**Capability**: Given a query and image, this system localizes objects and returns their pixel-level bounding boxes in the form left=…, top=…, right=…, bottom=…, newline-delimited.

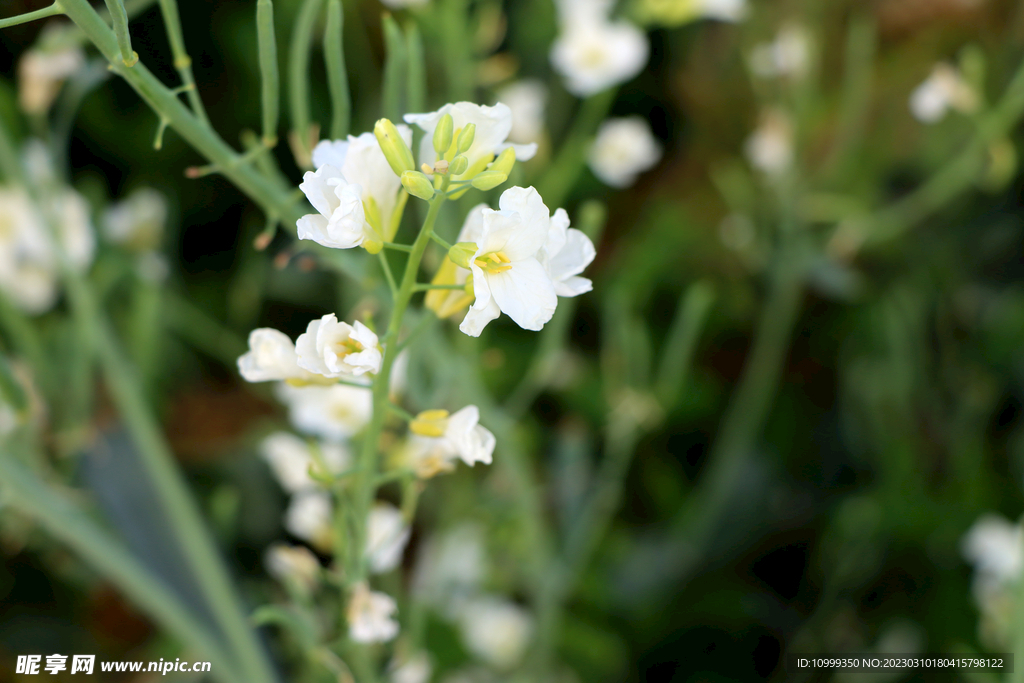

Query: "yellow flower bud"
left=456, top=123, right=476, bottom=154
left=401, top=171, right=436, bottom=200
left=374, top=118, right=415, bottom=177
left=433, top=113, right=454, bottom=158
left=489, top=147, right=516, bottom=176
left=471, top=171, right=507, bottom=191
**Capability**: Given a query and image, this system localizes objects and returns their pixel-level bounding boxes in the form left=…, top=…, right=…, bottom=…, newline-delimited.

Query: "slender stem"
left=537, top=89, right=617, bottom=208
left=103, top=0, right=137, bottom=66
left=412, top=282, right=463, bottom=292
left=350, top=194, right=445, bottom=584
left=289, top=0, right=324, bottom=163
left=156, top=0, right=209, bottom=125
left=256, top=0, right=280, bottom=147
left=0, top=454, right=244, bottom=683
left=324, top=0, right=350, bottom=139
left=0, top=3, right=62, bottom=29
left=395, top=312, right=435, bottom=354
left=428, top=232, right=452, bottom=250
left=378, top=252, right=398, bottom=298
left=59, top=0, right=302, bottom=228
left=381, top=14, right=407, bottom=121
left=405, top=21, right=425, bottom=113
left=382, top=242, right=412, bottom=252
left=386, top=402, right=415, bottom=421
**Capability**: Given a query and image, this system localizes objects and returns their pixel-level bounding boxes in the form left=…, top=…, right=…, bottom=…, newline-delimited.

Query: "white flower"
left=389, top=652, right=432, bottom=683
left=750, top=25, right=810, bottom=79
left=458, top=597, right=533, bottom=670
left=260, top=431, right=351, bottom=493
left=910, top=64, right=977, bottom=124
left=18, top=45, right=84, bottom=114
left=496, top=80, right=547, bottom=146
left=366, top=502, right=411, bottom=574
left=275, top=383, right=373, bottom=442
left=265, top=543, right=321, bottom=592
left=0, top=186, right=94, bottom=314
left=745, top=110, right=793, bottom=175
left=550, top=3, right=649, bottom=98
left=460, top=187, right=558, bottom=337
left=297, top=127, right=412, bottom=250
left=443, top=406, right=495, bottom=466
left=295, top=314, right=382, bottom=378
left=587, top=116, right=662, bottom=188
left=347, top=583, right=399, bottom=643
left=413, top=524, right=486, bottom=616
left=284, top=491, right=333, bottom=546
left=539, top=208, right=595, bottom=297
left=697, top=0, right=747, bottom=21
left=404, top=405, right=496, bottom=477
left=963, top=514, right=1023, bottom=586
left=102, top=187, right=167, bottom=252
left=238, top=328, right=318, bottom=383
left=404, top=102, right=537, bottom=175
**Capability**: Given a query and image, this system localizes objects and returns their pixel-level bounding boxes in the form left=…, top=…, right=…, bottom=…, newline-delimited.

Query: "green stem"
left=103, top=0, right=137, bottom=66
left=59, top=0, right=303, bottom=227
left=350, top=194, right=445, bottom=584
left=156, top=0, right=209, bottom=125
left=386, top=402, right=415, bottom=421
left=412, top=282, right=463, bottom=292
left=382, top=242, right=412, bottom=252
left=428, top=232, right=452, bottom=250
left=537, top=89, right=617, bottom=208
left=0, top=455, right=244, bottom=683
left=405, top=21, right=425, bottom=113
left=0, top=3, right=62, bottom=29
left=378, top=252, right=399, bottom=297
left=288, top=0, right=324, bottom=162
left=324, top=0, right=350, bottom=139
left=256, top=0, right=280, bottom=147
left=381, top=14, right=407, bottom=121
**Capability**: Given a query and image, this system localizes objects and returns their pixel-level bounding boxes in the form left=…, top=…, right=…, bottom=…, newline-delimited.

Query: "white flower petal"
left=460, top=296, right=501, bottom=337
left=485, top=258, right=557, bottom=331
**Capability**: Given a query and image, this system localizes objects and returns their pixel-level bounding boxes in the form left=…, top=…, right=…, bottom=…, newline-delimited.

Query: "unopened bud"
left=420, top=162, right=435, bottom=175
left=489, top=147, right=515, bottom=176
left=402, top=171, right=436, bottom=200
left=363, top=238, right=383, bottom=254
left=457, top=123, right=476, bottom=154
left=470, top=170, right=507, bottom=191
left=374, top=118, right=415, bottom=177
left=448, top=242, right=478, bottom=269
left=433, top=113, right=454, bottom=157
left=449, top=155, right=469, bottom=176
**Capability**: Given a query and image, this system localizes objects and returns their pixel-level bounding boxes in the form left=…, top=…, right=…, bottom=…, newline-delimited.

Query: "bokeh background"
left=3, top=0, right=1024, bottom=681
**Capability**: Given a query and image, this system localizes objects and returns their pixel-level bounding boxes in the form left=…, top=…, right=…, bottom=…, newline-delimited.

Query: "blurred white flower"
left=408, top=405, right=496, bottom=470
left=637, top=0, right=746, bottom=24
left=295, top=314, right=382, bottom=378
left=550, top=4, right=649, bottom=97
left=909, top=63, right=978, bottom=124
left=698, top=0, right=747, bottom=21
left=18, top=44, right=84, bottom=114
left=260, top=431, right=351, bottom=493
left=458, top=597, right=533, bottom=670
left=275, top=383, right=373, bottom=442
left=366, top=502, right=411, bottom=574
left=348, top=582, right=399, bottom=643
left=298, top=127, right=412, bottom=250
left=745, top=109, right=793, bottom=175
left=460, top=187, right=558, bottom=336
left=265, top=543, right=321, bottom=592
left=496, top=80, right=547, bottom=146
left=963, top=514, right=1023, bottom=586
left=750, top=25, right=810, bottom=79
left=102, top=187, right=168, bottom=252
left=284, top=491, right=333, bottom=546
left=414, top=524, right=486, bottom=618
left=539, top=207, right=596, bottom=297
left=389, top=652, right=432, bottom=683
left=0, top=186, right=95, bottom=314
left=405, top=102, right=537, bottom=174
left=587, top=116, right=662, bottom=188
left=238, top=328, right=319, bottom=383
